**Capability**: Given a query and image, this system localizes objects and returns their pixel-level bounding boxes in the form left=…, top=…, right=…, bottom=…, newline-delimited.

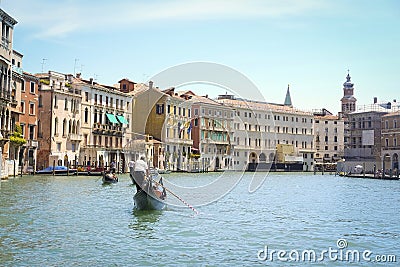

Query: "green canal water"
left=0, top=173, right=399, bottom=266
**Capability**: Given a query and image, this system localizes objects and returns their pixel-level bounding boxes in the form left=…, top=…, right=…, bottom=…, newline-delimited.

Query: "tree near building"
left=9, top=124, right=26, bottom=161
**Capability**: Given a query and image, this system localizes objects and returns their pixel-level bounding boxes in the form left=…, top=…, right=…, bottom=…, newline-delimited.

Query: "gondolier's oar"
left=152, top=178, right=199, bottom=215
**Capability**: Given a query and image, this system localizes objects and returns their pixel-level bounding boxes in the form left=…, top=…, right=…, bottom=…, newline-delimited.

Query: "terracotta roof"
left=382, top=111, right=400, bottom=117
left=187, top=95, right=222, bottom=106
left=217, top=98, right=312, bottom=115
left=314, top=115, right=340, bottom=120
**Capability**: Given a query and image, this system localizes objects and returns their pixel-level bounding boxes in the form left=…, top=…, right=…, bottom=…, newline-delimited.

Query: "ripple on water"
left=0, top=173, right=399, bottom=266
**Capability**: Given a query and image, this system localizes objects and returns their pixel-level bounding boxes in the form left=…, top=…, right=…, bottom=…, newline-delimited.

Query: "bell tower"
left=340, top=70, right=356, bottom=117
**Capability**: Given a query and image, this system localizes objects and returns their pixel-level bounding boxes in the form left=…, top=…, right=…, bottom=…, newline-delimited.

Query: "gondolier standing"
left=133, top=156, right=149, bottom=191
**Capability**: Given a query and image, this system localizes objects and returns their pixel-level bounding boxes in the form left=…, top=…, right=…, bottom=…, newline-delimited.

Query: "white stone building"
left=217, top=93, right=315, bottom=171
left=74, top=75, right=132, bottom=172
left=313, top=109, right=345, bottom=169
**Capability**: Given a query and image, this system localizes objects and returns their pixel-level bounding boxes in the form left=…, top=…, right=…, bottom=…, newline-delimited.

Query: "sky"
left=2, top=0, right=400, bottom=114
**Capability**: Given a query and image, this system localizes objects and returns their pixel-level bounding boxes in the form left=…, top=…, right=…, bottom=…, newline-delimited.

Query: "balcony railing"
left=381, top=146, right=400, bottom=151
left=92, top=123, right=122, bottom=136
left=166, top=137, right=193, bottom=146
left=68, top=133, right=83, bottom=141
left=0, top=89, right=10, bottom=101
left=1, top=37, right=10, bottom=50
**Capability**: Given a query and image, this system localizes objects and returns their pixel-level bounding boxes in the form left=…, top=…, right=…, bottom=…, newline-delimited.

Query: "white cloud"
left=4, top=0, right=328, bottom=38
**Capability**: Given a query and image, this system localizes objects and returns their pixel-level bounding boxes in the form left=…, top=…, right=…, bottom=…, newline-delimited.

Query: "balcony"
left=1, top=37, right=10, bottom=51
left=382, top=146, right=400, bottom=151
left=166, top=137, right=193, bottom=146
left=68, top=133, right=83, bottom=141
left=0, top=89, right=10, bottom=102
left=201, top=138, right=230, bottom=145
left=10, top=99, right=18, bottom=107
left=92, top=123, right=122, bottom=136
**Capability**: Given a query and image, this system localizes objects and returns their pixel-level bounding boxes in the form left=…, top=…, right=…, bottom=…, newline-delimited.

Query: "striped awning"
left=116, top=115, right=129, bottom=124
left=106, top=113, right=119, bottom=123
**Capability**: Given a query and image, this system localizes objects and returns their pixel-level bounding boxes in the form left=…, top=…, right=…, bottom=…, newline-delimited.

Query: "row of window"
left=200, top=131, right=228, bottom=142
left=315, top=153, right=339, bottom=158
left=55, top=142, right=78, bottom=153
left=319, top=127, right=339, bottom=133
left=315, top=120, right=339, bottom=124
left=165, top=127, right=191, bottom=139
left=384, top=138, right=398, bottom=148
left=316, top=145, right=339, bottom=151
left=232, top=136, right=313, bottom=149
left=53, top=118, right=80, bottom=136
left=91, top=135, right=122, bottom=148
left=20, top=101, right=35, bottom=115
left=156, top=104, right=191, bottom=117
left=13, top=80, right=36, bottom=94
left=384, top=119, right=398, bottom=129
left=238, top=111, right=312, bottom=124
left=90, top=93, right=128, bottom=110
left=199, top=108, right=232, bottom=118
left=316, top=135, right=339, bottom=142
left=18, top=123, right=35, bottom=140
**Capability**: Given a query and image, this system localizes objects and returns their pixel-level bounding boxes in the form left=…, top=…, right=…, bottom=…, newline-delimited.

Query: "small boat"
left=102, top=172, right=118, bottom=184
left=130, top=169, right=166, bottom=211
left=36, top=166, right=77, bottom=175
left=157, top=168, right=171, bottom=174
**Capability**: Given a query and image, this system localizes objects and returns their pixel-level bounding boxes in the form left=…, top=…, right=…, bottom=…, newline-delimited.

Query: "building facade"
left=190, top=94, right=234, bottom=172
left=217, top=95, right=314, bottom=171
left=0, top=9, right=17, bottom=178
left=344, top=101, right=399, bottom=172
left=131, top=83, right=198, bottom=171
left=74, top=75, right=132, bottom=172
left=381, top=111, right=400, bottom=172
left=36, top=71, right=82, bottom=169
left=11, top=51, right=39, bottom=173
left=313, top=109, right=345, bottom=168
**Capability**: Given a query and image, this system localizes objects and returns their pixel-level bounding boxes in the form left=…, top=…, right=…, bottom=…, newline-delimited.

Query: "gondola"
left=102, top=172, right=118, bottom=184
left=130, top=168, right=166, bottom=210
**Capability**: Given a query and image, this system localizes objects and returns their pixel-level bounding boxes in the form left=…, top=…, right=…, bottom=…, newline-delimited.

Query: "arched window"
left=62, top=118, right=67, bottom=136
left=54, top=95, right=58, bottom=108
left=69, top=119, right=72, bottom=133
left=54, top=117, right=58, bottom=134
left=64, top=98, right=68, bottom=110
left=84, top=108, right=88, bottom=123
left=76, top=120, right=80, bottom=134
left=94, top=109, right=97, bottom=123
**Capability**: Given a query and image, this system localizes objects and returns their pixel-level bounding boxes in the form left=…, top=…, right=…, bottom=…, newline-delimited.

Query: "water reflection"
left=128, top=210, right=163, bottom=239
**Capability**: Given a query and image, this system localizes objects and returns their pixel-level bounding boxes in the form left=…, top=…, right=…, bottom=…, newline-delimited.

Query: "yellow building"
left=131, top=82, right=193, bottom=171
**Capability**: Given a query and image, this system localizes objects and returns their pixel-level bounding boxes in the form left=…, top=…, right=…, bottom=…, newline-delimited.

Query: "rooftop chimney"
left=89, top=78, right=94, bottom=85
left=76, top=73, right=81, bottom=79
left=373, top=97, right=377, bottom=104
left=149, top=81, right=153, bottom=90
